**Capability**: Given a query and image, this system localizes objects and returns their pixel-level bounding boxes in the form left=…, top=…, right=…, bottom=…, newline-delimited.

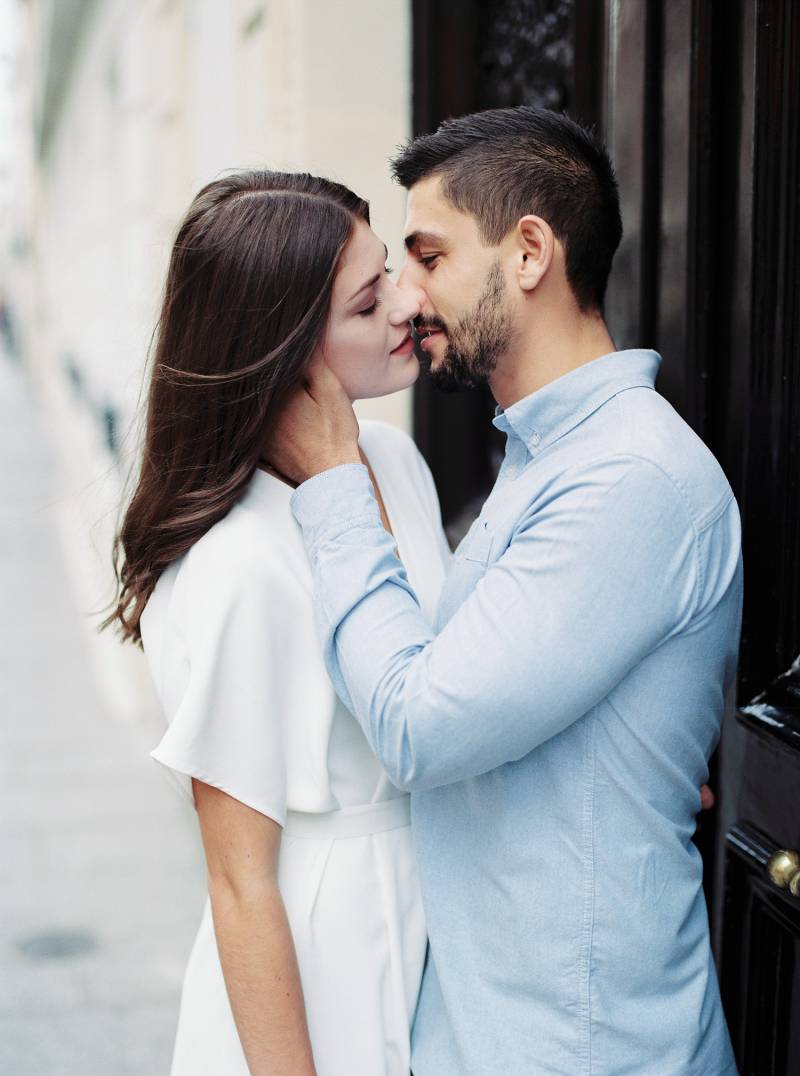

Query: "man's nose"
left=396, top=259, right=412, bottom=288
left=391, top=279, right=425, bottom=323
left=396, top=258, right=427, bottom=293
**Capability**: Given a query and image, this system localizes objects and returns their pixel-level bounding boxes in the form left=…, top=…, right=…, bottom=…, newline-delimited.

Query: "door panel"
left=722, top=823, right=800, bottom=1075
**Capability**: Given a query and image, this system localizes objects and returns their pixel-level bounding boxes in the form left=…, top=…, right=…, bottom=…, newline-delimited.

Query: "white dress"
left=140, top=421, right=451, bottom=1076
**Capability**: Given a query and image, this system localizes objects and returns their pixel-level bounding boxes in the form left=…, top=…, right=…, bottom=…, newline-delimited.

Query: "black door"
left=411, top=0, right=600, bottom=542
left=412, top=1, right=800, bottom=1069
left=703, top=4, right=800, bottom=1073
left=601, top=1, right=800, bottom=1063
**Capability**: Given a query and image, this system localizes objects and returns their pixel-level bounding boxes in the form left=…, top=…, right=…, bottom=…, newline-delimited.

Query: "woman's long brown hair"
left=104, top=170, right=369, bottom=644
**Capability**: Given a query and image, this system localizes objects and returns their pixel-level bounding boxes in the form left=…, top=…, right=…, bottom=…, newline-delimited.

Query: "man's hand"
left=262, top=355, right=361, bottom=485
left=700, top=784, right=715, bottom=811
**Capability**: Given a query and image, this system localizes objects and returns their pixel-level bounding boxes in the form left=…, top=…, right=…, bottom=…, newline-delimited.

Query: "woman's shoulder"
left=358, top=419, right=430, bottom=481
left=359, top=419, right=436, bottom=491
left=358, top=418, right=417, bottom=455
left=177, top=485, right=303, bottom=604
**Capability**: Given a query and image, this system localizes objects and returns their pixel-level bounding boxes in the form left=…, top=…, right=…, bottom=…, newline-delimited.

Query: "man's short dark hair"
left=391, top=106, right=622, bottom=311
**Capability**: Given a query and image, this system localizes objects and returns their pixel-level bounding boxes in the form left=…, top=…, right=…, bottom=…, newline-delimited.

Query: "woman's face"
left=322, top=219, right=422, bottom=401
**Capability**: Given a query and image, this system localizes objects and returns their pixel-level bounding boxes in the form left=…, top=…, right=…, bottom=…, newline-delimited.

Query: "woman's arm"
left=192, top=779, right=316, bottom=1076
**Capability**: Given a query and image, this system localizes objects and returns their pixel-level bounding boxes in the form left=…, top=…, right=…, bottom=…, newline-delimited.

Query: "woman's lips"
left=390, top=330, right=414, bottom=355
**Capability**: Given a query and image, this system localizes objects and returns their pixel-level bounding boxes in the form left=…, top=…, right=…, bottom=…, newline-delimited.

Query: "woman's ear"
left=516, top=215, right=554, bottom=293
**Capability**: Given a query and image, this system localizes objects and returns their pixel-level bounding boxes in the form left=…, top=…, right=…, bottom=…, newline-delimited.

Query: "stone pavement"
left=0, top=354, right=205, bottom=1075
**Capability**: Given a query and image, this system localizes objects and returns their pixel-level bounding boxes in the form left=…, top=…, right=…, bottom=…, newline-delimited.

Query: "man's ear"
left=515, top=215, right=554, bottom=293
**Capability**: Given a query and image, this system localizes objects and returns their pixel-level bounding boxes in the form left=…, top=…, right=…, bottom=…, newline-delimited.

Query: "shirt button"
left=531, top=433, right=541, bottom=445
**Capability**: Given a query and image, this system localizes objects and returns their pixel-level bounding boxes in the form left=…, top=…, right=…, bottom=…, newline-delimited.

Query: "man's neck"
left=489, top=309, right=617, bottom=411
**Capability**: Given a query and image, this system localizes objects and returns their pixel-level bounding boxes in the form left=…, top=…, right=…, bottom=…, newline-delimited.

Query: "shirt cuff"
left=290, top=463, right=383, bottom=554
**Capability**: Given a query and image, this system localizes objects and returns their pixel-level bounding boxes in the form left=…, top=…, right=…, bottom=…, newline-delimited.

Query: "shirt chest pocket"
left=457, top=517, right=495, bottom=566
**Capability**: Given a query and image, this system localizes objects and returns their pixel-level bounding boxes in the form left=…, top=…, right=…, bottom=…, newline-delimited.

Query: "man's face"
left=398, top=176, right=516, bottom=392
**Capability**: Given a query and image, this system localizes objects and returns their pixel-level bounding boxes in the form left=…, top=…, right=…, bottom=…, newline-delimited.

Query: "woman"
left=106, top=171, right=451, bottom=1075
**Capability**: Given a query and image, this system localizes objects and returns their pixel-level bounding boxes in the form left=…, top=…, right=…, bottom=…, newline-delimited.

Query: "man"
left=269, top=108, right=741, bottom=1074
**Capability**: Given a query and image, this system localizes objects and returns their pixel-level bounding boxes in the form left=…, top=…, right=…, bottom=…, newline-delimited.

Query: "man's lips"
left=417, top=327, right=445, bottom=352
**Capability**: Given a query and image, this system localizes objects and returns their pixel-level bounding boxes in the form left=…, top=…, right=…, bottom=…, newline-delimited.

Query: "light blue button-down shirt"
left=292, top=350, right=741, bottom=1075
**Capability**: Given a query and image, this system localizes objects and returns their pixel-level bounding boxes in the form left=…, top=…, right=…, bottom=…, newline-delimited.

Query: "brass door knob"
left=767, top=849, right=800, bottom=897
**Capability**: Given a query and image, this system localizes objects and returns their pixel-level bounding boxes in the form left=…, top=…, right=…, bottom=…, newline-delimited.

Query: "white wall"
left=27, top=0, right=413, bottom=719
left=0, top=0, right=36, bottom=363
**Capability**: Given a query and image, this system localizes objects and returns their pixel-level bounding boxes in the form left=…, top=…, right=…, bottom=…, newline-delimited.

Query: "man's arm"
left=292, top=454, right=698, bottom=791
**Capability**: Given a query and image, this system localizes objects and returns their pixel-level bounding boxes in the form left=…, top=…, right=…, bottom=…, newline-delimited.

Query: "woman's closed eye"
left=358, top=295, right=383, bottom=317
left=357, top=266, right=395, bottom=316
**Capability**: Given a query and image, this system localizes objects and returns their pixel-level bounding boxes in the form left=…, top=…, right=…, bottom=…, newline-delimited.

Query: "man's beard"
left=419, top=261, right=515, bottom=394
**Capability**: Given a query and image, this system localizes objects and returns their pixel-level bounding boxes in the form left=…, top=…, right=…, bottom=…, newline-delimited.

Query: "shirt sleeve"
left=291, top=455, right=702, bottom=792
left=150, top=541, right=300, bottom=825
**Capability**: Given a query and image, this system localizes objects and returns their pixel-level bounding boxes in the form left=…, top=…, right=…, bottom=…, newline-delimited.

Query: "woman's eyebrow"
left=347, top=246, right=391, bottom=303
left=347, top=274, right=380, bottom=303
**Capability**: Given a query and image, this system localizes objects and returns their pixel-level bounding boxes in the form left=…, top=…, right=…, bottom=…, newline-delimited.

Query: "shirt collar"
left=492, top=349, right=662, bottom=453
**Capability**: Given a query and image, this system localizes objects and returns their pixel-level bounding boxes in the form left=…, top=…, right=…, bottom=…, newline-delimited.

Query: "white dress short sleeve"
left=145, top=541, right=301, bottom=824
left=140, top=420, right=450, bottom=1076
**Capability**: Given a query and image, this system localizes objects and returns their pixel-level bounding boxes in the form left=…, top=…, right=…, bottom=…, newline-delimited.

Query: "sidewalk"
left=0, top=355, right=205, bottom=1075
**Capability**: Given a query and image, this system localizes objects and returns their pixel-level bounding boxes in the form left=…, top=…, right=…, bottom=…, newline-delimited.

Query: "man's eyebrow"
left=404, top=230, right=448, bottom=252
